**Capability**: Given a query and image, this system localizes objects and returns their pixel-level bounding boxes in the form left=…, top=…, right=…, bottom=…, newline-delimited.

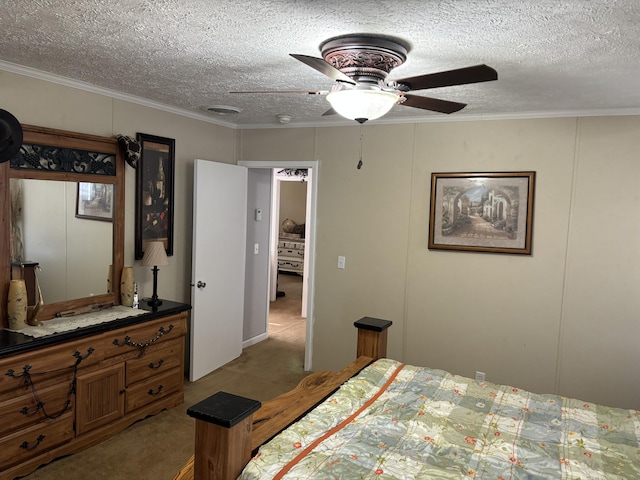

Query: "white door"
left=189, top=159, right=247, bottom=382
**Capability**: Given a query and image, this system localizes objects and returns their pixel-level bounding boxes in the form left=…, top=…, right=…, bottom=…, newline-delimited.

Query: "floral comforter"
left=240, top=359, right=640, bottom=479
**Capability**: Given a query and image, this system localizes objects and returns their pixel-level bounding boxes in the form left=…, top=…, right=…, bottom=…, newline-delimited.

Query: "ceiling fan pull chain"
left=357, top=125, right=364, bottom=170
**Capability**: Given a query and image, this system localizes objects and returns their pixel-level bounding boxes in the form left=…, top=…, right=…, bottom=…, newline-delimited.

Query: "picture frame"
left=428, top=171, right=535, bottom=255
left=135, top=133, right=175, bottom=260
left=75, top=182, right=114, bottom=221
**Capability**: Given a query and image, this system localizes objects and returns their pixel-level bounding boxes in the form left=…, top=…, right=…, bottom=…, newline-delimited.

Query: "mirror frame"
left=0, top=125, right=124, bottom=326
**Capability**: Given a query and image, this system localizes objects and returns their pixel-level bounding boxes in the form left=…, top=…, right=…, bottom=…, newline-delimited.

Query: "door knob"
left=196, top=280, right=206, bottom=288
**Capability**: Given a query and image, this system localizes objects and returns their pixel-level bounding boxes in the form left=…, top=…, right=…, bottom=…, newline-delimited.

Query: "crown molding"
left=0, top=60, right=238, bottom=129
left=2, top=60, right=638, bottom=131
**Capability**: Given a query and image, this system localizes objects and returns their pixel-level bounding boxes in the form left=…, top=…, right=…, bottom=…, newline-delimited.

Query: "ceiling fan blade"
left=230, top=89, right=328, bottom=94
left=290, top=54, right=356, bottom=85
left=401, top=94, right=467, bottom=114
left=395, top=64, right=497, bottom=91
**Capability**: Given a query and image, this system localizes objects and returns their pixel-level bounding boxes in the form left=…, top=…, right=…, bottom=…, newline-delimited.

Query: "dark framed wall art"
left=428, top=171, right=535, bottom=255
left=76, top=182, right=114, bottom=221
left=135, top=133, right=175, bottom=259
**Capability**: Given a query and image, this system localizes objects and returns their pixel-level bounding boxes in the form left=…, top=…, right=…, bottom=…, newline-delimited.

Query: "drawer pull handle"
left=113, top=324, right=174, bottom=348
left=5, top=364, right=32, bottom=378
left=148, top=359, right=164, bottom=370
left=20, top=434, right=45, bottom=451
left=20, top=401, right=45, bottom=416
left=6, top=348, right=93, bottom=379
left=73, top=347, right=95, bottom=362
left=148, top=385, right=164, bottom=396
left=7, top=348, right=92, bottom=422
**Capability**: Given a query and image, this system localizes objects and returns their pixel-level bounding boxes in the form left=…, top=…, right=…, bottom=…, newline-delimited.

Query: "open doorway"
left=239, top=160, right=317, bottom=371
left=268, top=169, right=309, bottom=359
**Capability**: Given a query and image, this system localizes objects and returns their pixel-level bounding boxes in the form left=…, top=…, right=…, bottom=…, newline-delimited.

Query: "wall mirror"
left=10, top=179, right=114, bottom=303
left=0, top=125, right=124, bottom=326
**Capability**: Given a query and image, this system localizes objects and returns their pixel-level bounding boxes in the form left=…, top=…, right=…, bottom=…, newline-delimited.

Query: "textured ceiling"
left=1, top=0, right=639, bottom=128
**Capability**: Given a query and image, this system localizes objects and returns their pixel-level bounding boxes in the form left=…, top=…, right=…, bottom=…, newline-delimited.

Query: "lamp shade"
left=141, top=241, right=169, bottom=267
left=326, top=89, right=399, bottom=122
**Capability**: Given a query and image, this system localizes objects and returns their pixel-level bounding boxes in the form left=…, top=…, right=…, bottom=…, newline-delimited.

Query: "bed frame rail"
left=176, top=316, right=392, bottom=480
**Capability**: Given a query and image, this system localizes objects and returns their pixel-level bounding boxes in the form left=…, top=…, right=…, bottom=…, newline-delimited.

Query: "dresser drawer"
left=278, top=247, right=304, bottom=258
left=0, top=337, right=101, bottom=395
left=0, top=381, right=72, bottom=436
left=126, top=367, right=183, bottom=413
left=278, top=259, right=304, bottom=272
left=0, top=412, right=74, bottom=470
left=278, top=240, right=305, bottom=251
left=104, top=314, right=187, bottom=358
left=125, top=337, right=183, bottom=387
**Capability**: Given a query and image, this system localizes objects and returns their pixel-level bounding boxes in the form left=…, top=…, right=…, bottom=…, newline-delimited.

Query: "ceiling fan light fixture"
left=326, top=89, right=399, bottom=123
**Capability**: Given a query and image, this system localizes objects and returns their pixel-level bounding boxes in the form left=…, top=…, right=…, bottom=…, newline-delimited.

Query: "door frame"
left=239, top=160, right=318, bottom=371
left=272, top=171, right=311, bottom=315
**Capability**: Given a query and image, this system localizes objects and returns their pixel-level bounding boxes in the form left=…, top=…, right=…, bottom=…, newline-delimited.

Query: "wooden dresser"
left=0, top=301, right=190, bottom=479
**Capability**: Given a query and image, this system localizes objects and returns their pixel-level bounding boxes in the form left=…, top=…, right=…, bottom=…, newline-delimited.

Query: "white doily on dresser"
left=8, top=306, right=147, bottom=338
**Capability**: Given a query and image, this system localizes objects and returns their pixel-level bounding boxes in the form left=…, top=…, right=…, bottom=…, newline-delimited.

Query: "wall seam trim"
left=554, top=117, right=581, bottom=395
left=400, top=123, right=419, bottom=363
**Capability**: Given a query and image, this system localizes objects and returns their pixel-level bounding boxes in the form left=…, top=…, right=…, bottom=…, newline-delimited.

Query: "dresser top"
left=0, top=300, right=191, bottom=358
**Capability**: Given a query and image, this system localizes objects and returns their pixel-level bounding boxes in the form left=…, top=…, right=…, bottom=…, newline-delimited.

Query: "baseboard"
left=242, top=332, right=268, bottom=348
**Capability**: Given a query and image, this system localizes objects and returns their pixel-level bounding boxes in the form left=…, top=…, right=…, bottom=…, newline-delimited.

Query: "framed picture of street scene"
left=428, top=171, right=535, bottom=255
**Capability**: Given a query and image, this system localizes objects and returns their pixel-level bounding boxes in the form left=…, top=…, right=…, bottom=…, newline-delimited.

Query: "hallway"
left=269, top=272, right=306, bottom=347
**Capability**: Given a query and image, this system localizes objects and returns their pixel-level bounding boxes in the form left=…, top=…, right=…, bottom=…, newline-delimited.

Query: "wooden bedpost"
left=354, top=316, right=392, bottom=360
left=186, top=391, right=261, bottom=480
left=174, top=318, right=393, bottom=480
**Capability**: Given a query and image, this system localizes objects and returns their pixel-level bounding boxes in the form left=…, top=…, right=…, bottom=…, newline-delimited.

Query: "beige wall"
left=3, top=69, right=639, bottom=410
left=279, top=181, right=307, bottom=227
left=0, top=70, right=236, bottom=307
left=240, top=117, right=640, bottom=411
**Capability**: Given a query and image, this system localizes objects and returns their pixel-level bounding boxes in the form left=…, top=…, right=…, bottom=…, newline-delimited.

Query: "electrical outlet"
left=475, top=371, right=486, bottom=382
left=337, top=256, right=346, bottom=269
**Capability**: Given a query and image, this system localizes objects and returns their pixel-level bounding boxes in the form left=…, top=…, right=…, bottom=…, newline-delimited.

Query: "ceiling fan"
left=232, top=34, right=498, bottom=123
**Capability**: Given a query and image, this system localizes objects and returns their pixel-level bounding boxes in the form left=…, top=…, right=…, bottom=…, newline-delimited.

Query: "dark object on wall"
left=428, top=171, right=535, bottom=255
left=135, top=133, right=175, bottom=260
left=0, top=109, right=23, bottom=163
left=116, top=134, right=142, bottom=168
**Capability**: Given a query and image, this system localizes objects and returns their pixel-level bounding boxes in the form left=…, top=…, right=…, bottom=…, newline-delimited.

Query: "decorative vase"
left=7, top=279, right=27, bottom=330
left=120, top=267, right=135, bottom=307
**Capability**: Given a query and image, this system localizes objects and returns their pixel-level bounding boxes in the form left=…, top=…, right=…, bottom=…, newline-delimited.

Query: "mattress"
left=240, top=359, right=640, bottom=479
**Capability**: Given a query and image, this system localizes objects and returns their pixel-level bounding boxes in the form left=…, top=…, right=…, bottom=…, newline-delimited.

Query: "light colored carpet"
left=19, top=274, right=306, bottom=480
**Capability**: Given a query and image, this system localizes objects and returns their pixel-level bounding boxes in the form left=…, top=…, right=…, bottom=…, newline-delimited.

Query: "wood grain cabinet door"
left=75, top=364, right=125, bottom=436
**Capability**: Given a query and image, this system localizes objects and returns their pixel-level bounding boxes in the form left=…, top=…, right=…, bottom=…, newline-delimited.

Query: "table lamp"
left=140, top=241, right=169, bottom=307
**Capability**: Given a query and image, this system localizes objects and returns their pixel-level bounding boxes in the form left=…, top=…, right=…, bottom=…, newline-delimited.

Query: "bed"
left=175, top=318, right=640, bottom=480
